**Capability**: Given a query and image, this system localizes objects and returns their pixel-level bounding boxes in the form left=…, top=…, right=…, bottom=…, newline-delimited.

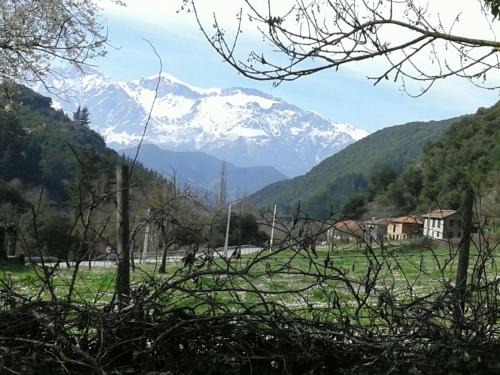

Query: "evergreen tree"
left=73, top=106, right=91, bottom=127
left=73, top=106, right=81, bottom=123
left=80, top=107, right=91, bottom=127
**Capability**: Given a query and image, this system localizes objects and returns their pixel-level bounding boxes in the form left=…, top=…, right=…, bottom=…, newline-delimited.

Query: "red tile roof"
left=366, top=217, right=392, bottom=225
left=422, top=210, right=458, bottom=219
left=392, top=215, right=423, bottom=225
left=332, top=220, right=364, bottom=233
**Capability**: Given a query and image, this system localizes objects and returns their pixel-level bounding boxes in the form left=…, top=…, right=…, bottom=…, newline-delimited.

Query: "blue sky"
left=95, top=1, right=500, bottom=133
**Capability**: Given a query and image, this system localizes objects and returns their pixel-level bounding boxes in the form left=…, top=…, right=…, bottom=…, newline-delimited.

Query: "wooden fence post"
left=223, top=203, right=232, bottom=258
left=453, top=186, right=474, bottom=333
left=116, top=165, right=130, bottom=307
left=6, top=224, right=17, bottom=256
left=0, top=225, right=6, bottom=262
left=270, top=204, right=277, bottom=252
left=141, top=208, right=151, bottom=263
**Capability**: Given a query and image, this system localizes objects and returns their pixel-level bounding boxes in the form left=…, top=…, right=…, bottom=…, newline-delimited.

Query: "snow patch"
left=29, top=66, right=371, bottom=176
left=334, top=123, right=369, bottom=140
left=226, top=126, right=268, bottom=139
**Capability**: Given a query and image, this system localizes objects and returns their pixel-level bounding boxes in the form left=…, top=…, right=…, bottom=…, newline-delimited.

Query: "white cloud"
left=101, top=0, right=500, bottom=108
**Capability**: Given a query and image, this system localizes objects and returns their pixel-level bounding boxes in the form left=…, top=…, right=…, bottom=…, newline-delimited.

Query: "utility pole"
left=270, top=204, right=277, bottom=252
left=217, top=162, right=227, bottom=210
left=223, top=203, right=232, bottom=258
left=453, top=186, right=474, bottom=334
left=116, top=165, right=130, bottom=308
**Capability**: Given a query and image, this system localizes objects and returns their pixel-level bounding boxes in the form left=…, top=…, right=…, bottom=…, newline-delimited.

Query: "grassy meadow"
left=2, top=240, right=498, bottom=317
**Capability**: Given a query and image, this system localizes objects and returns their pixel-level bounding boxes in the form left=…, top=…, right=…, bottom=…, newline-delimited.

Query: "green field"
left=2, top=242, right=498, bottom=318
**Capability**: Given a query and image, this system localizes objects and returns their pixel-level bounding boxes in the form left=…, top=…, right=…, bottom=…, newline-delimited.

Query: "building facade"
left=422, top=210, right=463, bottom=240
left=386, top=215, right=423, bottom=240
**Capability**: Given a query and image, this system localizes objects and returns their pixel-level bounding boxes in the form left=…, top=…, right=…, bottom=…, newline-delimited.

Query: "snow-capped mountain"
left=32, top=67, right=368, bottom=177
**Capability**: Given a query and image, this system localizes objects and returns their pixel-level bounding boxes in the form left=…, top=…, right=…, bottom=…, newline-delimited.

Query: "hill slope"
left=120, top=144, right=287, bottom=198
left=351, top=102, right=500, bottom=218
left=419, top=104, right=500, bottom=208
left=250, top=117, right=459, bottom=217
left=0, top=86, right=153, bottom=205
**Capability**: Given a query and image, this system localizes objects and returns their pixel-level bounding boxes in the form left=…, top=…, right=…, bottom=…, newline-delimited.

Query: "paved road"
left=32, top=246, right=265, bottom=269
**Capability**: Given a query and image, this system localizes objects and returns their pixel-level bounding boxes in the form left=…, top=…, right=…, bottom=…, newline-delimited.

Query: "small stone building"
left=386, top=215, right=423, bottom=240
left=364, top=217, right=392, bottom=241
left=422, top=210, right=463, bottom=240
left=327, top=220, right=365, bottom=243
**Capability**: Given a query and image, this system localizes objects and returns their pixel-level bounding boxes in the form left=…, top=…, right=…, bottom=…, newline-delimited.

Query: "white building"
left=422, top=210, right=463, bottom=240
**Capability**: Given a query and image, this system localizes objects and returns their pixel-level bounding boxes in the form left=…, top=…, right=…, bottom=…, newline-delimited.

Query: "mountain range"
left=120, top=144, right=287, bottom=198
left=31, top=67, right=368, bottom=177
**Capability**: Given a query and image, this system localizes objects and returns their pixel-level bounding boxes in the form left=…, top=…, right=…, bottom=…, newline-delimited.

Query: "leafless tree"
left=188, top=0, right=500, bottom=95
left=0, top=0, right=124, bottom=90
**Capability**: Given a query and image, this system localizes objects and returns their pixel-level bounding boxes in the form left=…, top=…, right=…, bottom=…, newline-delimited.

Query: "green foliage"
left=73, top=106, right=91, bottom=127
left=419, top=104, right=500, bottom=209
left=0, top=86, right=116, bottom=201
left=23, top=208, right=80, bottom=259
left=385, top=164, right=423, bottom=212
left=342, top=192, right=366, bottom=218
left=365, top=103, right=500, bottom=214
left=301, top=173, right=368, bottom=218
left=0, top=185, right=28, bottom=208
left=210, top=212, right=269, bottom=248
left=0, top=110, right=42, bottom=184
left=369, top=164, right=397, bottom=192
left=254, top=101, right=499, bottom=219
left=0, top=86, right=164, bottom=259
left=251, top=117, right=456, bottom=217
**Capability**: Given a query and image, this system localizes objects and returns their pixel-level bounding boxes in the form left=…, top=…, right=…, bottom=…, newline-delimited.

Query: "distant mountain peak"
left=31, top=67, right=368, bottom=177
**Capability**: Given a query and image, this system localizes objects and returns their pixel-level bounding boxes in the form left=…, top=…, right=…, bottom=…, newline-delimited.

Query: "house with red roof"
left=386, top=215, right=423, bottom=240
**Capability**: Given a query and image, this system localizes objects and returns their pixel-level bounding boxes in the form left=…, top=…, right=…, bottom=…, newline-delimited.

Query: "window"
left=432, top=219, right=435, bottom=228
left=449, top=220, right=454, bottom=227
left=457, top=232, right=462, bottom=238
left=392, top=224, right=396, bottom=233
left=448, top=232, right=453, bottom=239
left=437, top=220, right=440, bottom=228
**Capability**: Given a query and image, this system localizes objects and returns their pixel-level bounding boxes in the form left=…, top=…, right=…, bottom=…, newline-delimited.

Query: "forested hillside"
left=340, top=103, right=500, bottom=218
left=421, top=104, right=500, bottom=204
left=0, top=86, right=198, bottom=263
left=0, top=86, right=154, bottom=208
left=250, top=117, right=458, bottom=217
